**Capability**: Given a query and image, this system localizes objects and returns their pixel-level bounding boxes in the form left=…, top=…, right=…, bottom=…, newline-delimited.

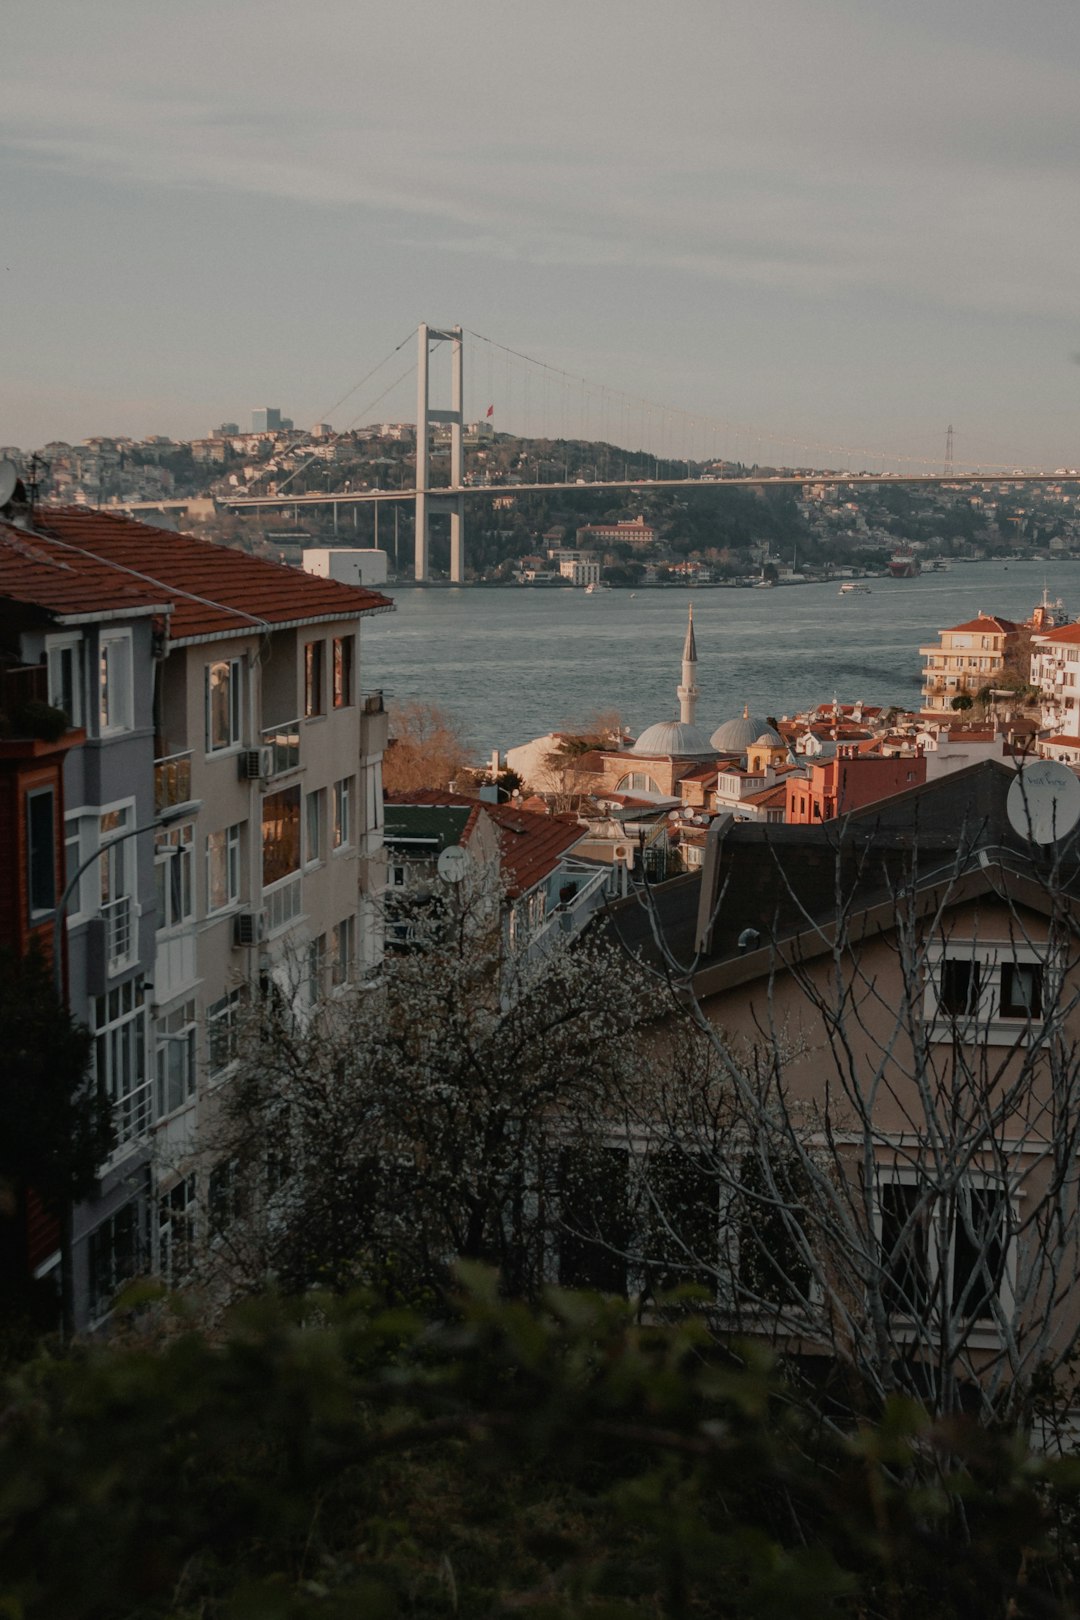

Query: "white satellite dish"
left=1006, top=761, right=1080, bottom=845
left=0, top=460, right=18, bottom=508
left=436, top=844, right=471, bottom=884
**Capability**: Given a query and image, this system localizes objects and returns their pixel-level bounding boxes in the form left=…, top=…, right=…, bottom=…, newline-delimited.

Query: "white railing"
left=265, top=873, right=302, bottom=934
left=103, top=895, right=133, bottom=969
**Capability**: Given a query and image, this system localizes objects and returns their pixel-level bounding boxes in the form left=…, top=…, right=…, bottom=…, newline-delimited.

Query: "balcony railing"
left=262, top=720, right=300, bottom=776
left=102, top=894, right=134, bottom=969
left=154, top=750, right=193, bottom=812
left=361, top=689, right=384, bottom=715
left=264, top=873, right=302, bottom=934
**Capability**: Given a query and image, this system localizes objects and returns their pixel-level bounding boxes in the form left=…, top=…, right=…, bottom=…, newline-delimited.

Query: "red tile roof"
left=0, top=518, right=170, bottom=622
left=1034, top=622, right=1080, bottom=646
left=30, top=506, right=393, bottom=643
left=387, top=788, right=586, bottom=899
left=942, top=615, right=1019, bottom=635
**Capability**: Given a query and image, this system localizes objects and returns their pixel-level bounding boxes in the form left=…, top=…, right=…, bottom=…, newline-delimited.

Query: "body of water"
left=361, top=563, right=1079, bottom=758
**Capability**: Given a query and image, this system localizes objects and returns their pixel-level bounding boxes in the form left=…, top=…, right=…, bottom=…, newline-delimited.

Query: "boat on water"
left=838, top=583, right=872, bottom=596
left=888, top=546, right=921, bottom=579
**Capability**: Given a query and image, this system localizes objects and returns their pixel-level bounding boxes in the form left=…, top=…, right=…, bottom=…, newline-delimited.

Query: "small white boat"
left=838, top=583, right=872, bottom=595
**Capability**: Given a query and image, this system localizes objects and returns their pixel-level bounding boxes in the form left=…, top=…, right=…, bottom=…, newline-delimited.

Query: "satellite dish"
left=0, top=460, right=18, bottom=508
left=1006, top=761, right=1080, bottom=845
left=436, top=844, right=471, bottom=884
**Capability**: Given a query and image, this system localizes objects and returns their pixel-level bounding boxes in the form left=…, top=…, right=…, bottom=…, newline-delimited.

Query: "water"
left=361, top=562, right=1079, bottom=758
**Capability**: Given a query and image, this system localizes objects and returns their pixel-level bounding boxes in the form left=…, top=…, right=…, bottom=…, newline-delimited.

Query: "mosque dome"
left=632, top=719, right=715, bottom=758
left=710, top=707, right=782, bottom=754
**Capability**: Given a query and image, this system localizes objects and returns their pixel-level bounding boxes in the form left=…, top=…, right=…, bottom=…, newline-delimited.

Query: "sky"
left=3, top=0, right=1080, bottom=470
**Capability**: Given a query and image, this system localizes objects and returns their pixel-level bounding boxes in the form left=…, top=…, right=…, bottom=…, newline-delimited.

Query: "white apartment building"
left=919, top=613, right=1019, bottom=713
left=1030, top=620, right=1080, bottom=758
left=15, top=507, right=393, bottom=1320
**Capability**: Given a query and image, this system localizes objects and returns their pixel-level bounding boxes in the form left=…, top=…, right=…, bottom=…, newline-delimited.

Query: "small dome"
left=710, top=710, right=781, bottom=753
left=632, top=720, right=715, bottom=758
left=753, top=731, right=781, bottom=748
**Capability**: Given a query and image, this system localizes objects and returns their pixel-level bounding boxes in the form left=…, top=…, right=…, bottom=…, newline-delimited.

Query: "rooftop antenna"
left=25, top=452, right=49, bottom=514
left=944, top=424, right=955, bottom=478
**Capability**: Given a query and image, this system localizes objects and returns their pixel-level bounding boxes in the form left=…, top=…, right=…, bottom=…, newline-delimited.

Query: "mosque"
left=586, top=606, right=788, bottom=803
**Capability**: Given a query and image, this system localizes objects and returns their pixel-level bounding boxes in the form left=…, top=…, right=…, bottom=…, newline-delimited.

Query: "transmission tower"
left=944, top=424, right=955, bottom=478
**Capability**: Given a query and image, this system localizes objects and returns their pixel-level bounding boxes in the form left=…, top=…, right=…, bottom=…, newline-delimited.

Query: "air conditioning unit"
left=238, top=749, right=263, bottom=781
left=233, top=909, right=267, bottom=947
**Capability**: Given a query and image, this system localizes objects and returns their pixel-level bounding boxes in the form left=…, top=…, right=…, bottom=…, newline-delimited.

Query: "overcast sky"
left=3, top=0, right=1079, bottom=469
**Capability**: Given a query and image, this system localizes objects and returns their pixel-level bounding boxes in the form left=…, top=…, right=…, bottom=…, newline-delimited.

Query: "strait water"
left=362, top=562, right=1080, bottom=759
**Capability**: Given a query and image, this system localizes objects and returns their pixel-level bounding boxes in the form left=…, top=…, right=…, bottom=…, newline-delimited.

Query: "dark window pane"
left=737, top=1155, right=813, bottom=1307
left=644, top=1151, right=717, bottom=1295
left=27, top=789, right=56, bottom=914
left=949, top=1186, right=1007, bottom=1321
left=558, top=1146, right=629, bottom=1295
left=880, top=1180, right=931, bottom=1317
left=940, top=958, right=980, bottom=1016
left=1000, top=962, right=1042, bottom=1019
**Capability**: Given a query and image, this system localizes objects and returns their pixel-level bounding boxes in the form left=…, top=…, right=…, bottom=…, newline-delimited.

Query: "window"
left=558, top=1146, right=629, bottom=1295
left=389, top=862, right=407, bottom=888
left=735, top=1155, right=813, bottom=1310
left=878, top=1173, right=1009, bottom=1327
left=99, top=632, right=132, bottom=735
left=262, top=785, right=301, bottom=886
left=307, top=933, right=326, bottom=1003
left=155, top=1000, right=196, bottom=1119
left=27, top=786, right=56, bottom=917
left=87, top=1201, right=145, bottom=1319
left=333, top=635, right=354, bottom=708
left=46, top=635, right=82, bottom=726
left=64, top=812, right=88, bottom=921
left=155, top=823, right=194, bottom=930
left=304, top=639, right=325, bottom=717
left=939, top=957, right=980, bottom=1018
left=91, top=978, right=150, bottom=1147
left=207, top=987, right=245, bottom=1076
left=332, top=777, right=352, bottom=850
left=99, top=805, right=135, bottom=970
left=158, top=1175, right=197, bottom=1285
left=330, top=915, right=354, bottom=987
left=205, top=658, right=242, bottom=752
left=207, top=824, right=242, bottom=912
left=208, top=1158, right=244, bottom=1239
left=305, top=788, right=324, bottom=866
left=1000, top=961, right=1043, bottom=1019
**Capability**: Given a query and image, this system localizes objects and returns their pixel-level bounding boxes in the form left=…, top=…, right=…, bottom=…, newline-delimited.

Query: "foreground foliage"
left=3, top=1275, right=1080, bottom=1618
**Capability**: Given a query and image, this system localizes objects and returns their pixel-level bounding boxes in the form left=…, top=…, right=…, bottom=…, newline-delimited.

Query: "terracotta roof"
left=383, top=788, right=585, bottom=899
left=0, top=518, right=170, bottom=623
left=1034, top=623, right=1080, bottom=646
left=1043, top=735, right=1080, bottom=748
left=29, top=506, right=393, bottom=644
left=942, top=615, right=1019, bottom=635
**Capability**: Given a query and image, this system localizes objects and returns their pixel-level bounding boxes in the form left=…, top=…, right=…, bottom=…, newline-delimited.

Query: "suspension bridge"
left=124, top=323, right=1080, bottom=583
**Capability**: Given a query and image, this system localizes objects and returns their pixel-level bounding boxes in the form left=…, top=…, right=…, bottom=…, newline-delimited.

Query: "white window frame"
left=98, top=798, right=137, bottom=973
left=304, top=788, right=324, bottom=868
left=45, top=632, right=83, bottom=727
left=155, top=822, right=195, bottom=932
left=154, top=1000, right=197, bottom=1120
left=330, top=914, right=355, bottom=989
left=206, top=823, right=242, bottom=914
left=206, top=986, right=245, bottom=1078
left=157, top=1174, right=197, bottom=1286
left=332, top=776, right=353, bottom=852
left=875, top=1166, right=1015, bottom=1339
left=91, top=976, right=151, bottom=1151
left=98, top=630, right=133, bottom=737
left=925, top=939, right=1050, bottom=1045
left=204, top=657, right=243, bottom=754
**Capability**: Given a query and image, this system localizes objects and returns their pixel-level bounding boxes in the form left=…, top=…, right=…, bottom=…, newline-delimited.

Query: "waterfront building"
left=574, top=516, right=658, bottom=549
left=919, top=613, right=1020, bottom=714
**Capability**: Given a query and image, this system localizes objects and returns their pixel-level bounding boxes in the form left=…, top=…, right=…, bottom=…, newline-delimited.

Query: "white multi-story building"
left=3, top=505, right=393, bottom=1325
left=1030, top=620, right=1080, bottom=758
left=919, top=613, right=1019, bottom=714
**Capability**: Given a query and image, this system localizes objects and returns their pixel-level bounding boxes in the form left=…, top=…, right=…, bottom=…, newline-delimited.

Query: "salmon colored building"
left=785, top=743, right=926, bottom=823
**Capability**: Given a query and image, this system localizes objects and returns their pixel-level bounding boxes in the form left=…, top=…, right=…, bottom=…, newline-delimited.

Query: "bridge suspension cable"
left=464, top=326, right=1007, bottom=474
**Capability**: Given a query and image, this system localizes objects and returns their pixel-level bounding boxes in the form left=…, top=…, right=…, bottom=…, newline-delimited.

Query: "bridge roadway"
left=122, top=469, right=1080, bottom=519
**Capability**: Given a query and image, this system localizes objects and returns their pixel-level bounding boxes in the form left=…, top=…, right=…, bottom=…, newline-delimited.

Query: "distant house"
left=920, top=613, right=1019, bottom=714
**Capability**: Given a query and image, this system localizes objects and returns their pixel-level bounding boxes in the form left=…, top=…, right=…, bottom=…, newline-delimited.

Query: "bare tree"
left=605, top=810, right=1080, bottom=1433
left=383, top=700, right=471, bottom=794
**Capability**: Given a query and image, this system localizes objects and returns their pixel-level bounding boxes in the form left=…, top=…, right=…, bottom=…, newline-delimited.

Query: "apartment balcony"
left=264, top=873, right=302, bottom=934
left=261, top=719, right=300, bottom=777
left=154, top=750, right=194, bottom=814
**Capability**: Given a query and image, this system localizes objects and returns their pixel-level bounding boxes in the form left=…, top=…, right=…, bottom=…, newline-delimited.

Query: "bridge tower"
left=415, top=323, right=465, bottom=583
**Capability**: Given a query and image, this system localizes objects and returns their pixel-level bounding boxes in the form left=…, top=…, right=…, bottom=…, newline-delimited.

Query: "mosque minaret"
left=677, top=604, right=699, bottom=727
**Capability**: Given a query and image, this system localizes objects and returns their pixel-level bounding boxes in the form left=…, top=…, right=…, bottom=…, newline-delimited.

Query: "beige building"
left=919, top=612, right=1019, bottom=713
